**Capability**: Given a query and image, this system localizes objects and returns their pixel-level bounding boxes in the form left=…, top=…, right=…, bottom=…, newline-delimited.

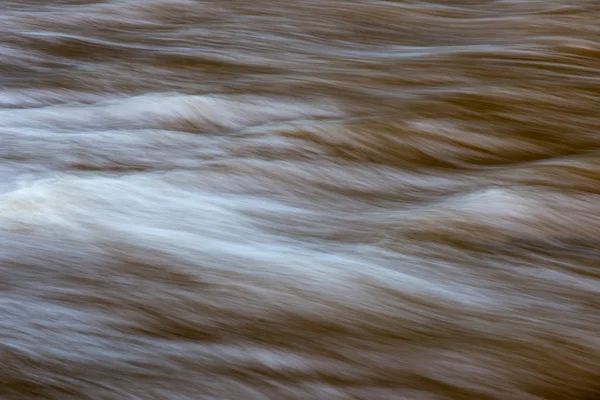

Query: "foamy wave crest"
left=0, top=93, right=339, bottom=131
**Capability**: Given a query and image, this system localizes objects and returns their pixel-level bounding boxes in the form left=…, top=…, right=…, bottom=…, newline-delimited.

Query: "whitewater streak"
left=2, top=0, right=600, bottom=399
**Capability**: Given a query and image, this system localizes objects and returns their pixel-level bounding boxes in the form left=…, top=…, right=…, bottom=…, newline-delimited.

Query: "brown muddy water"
left=2, top=1, right=600, bottom=399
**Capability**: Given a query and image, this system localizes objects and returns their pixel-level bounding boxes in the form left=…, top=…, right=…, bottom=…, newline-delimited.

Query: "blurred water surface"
left=2, top=1, right=600, bottom=399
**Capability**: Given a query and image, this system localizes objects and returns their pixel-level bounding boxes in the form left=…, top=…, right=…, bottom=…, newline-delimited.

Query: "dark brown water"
left=2, top=1, right=600, bottom=399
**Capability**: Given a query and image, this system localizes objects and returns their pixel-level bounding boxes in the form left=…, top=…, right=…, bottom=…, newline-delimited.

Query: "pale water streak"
left=2, top=1, right=600, bottom=399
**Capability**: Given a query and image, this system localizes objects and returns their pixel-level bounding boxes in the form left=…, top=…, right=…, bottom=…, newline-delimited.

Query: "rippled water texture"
left=2, top=1, right=600, bottom=399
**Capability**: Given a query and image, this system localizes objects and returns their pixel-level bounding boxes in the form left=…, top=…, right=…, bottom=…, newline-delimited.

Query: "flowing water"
left=2, top=1, right=600, bottom=399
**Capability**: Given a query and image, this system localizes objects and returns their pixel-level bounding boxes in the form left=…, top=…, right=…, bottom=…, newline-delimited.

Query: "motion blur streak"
left=1, top=0, right=600, bottom=399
